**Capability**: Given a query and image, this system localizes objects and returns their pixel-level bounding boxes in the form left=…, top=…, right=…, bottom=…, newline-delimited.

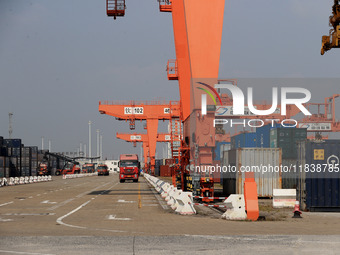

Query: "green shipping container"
left=270, top=128, right=307, bottom=159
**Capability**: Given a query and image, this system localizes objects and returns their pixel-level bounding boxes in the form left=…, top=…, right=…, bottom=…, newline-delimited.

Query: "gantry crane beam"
left=99, top=101, right=179, bottom=173
left=298, top=94, right=340, bottom=133
left=116, top=133, right=171, bottom=170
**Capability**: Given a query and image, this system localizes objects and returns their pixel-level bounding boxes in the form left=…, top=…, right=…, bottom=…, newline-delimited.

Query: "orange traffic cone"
left=292, top=200, right=302, bottom=218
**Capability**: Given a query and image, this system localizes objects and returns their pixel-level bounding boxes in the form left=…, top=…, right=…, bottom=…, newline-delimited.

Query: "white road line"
left=0, top=250, right=55, bottom=255
left=56, top=200, right=91, bottom=229
left=117, top=199, right=136, bottom=203
left=55, top=182, right=129, bottom=233
left=107, top=215, right=131, bottom=221
left=0, top=201, right=13, bottom=207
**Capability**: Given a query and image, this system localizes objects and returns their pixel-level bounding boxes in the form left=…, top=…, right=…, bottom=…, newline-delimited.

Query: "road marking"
left=3, top=213, right=55, bottom=216
left=117, top=199, right=135, bottom=203
left=0, top=201, right=13, bottom=207
left=28, top=196, right=33, bottom=199
left=0, top=217, right=13, bottom=222
left=49, top=182, right=112, bottom=211
left=36, top=194, right=41, bottom=196
left=107, top=215, right=131, bottom=221
left=0, top=250, right=55, bottom=255
left=48, top=198, right=74, bottom=211
left=41, top=200, right=57, bottom=204
left=56, top=200, right=91, bottom=229
left=143, top=204, right=159, bottom=207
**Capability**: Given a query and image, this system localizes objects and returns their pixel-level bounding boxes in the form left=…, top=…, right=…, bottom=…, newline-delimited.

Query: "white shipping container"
left=222, top=148, right=282, bottom=197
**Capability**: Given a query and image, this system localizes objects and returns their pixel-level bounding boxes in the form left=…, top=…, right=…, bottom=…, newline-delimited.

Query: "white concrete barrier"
left=33, top=176, right=37, bottom=183
left=273, top=189, right=296, bottom=208
left=14, top=177, right=20, bottom=185
left=170, top=189, right=182, bottom=210
left=175, top=192, right=196, bottom=215
left=29, top=176, right=34, bottom=184
left=2, top=178, right=8, bottom=186
left=221, top=194, right=247, bottom=220
left=24, top=176, right=29, bottom=184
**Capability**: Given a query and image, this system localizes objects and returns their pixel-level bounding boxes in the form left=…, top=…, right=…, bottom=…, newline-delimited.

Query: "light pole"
left=96, top=129, right=100, bottom=159
left=88, top=121, right=92, bottom=158
left=100, top=134, right=103, bottom=160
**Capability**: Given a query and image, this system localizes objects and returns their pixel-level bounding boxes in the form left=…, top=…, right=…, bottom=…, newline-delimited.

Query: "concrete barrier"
left=273, top=189, right=296, bottom=208
left=221, top=194, right=247, bottom=220
left=33, top=176, right=37, bottom=183
left=2, top=178, right=8, bottom=186
left=170, top=189, right=182, bottom=210
left=29, top=176, right=34, bottom=184
left=24, top=176, right=29, bottom=184
left=175, top=192, right=196, bottom=215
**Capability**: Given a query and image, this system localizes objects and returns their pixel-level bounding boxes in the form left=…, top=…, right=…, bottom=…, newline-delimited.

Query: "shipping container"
left=255, top=123, right=294, bottom=148
left=281, top=159, right=298, bottom=189
left=297, top=140, right=340, bottom=212
left=3, top=139, right=22, bottom=148
left=160, top=165, right=172, bottom=177
left=270, top=128, right=307, bottom=159
left=214, top=142, right=230, bottom=161
left=0, top=156, right=5, bottom=168
left=231, top=132, right=256, bottom=149
left=222, top=148, right=282, bottom=197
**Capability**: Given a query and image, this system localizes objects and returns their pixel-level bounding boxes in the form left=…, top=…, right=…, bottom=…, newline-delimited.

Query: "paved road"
left=0, top=174, right=340, bottom=254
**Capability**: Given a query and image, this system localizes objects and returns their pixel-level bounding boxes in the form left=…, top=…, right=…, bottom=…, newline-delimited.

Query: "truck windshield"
left=97, top=166, right=107, bottom=170
left=120, top=160, right=138, bottom=167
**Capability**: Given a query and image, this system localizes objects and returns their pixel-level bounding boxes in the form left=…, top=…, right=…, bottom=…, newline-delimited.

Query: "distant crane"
left=321, top=0, right=340, bottom=55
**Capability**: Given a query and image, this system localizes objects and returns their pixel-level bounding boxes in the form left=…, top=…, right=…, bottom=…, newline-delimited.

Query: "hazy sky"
left=0, top=0, right=339, bottom=159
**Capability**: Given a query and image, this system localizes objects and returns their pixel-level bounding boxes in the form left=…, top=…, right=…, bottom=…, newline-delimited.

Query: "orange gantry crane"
left=116, top=132, right=171, bottom=171
left=99, top=100, right=180, bottom=174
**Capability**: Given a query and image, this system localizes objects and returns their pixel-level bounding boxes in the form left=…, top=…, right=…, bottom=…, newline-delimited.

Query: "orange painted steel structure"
left=99, top=101, right=180, bottom=174
left=299, top=94, right=340, bottom=135
left=116, top=133, right=171, bottom=170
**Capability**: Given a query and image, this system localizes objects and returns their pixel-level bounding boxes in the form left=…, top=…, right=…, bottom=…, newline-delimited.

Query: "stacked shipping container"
left=297, top=140, right=340, bottom=212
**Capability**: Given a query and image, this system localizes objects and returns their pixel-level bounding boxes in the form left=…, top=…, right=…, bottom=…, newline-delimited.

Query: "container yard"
left=1, top=0, right=340, bottom=254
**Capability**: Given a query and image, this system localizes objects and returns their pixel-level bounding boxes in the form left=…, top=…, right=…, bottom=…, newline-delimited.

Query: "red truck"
left=97, top=164, right=109, bottom=176
left=119, top=154, right=140, bottom=183
left=82, top=163, right=95, bottom=173
left=55, top=163, right=81, bottom=175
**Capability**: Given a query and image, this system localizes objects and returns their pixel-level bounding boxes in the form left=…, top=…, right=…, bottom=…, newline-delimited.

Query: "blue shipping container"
left=214, top=142, right=230, bottom=161
left=298, top=140, right=340, bottom=212
left=231, top=133, right=256, bottom=149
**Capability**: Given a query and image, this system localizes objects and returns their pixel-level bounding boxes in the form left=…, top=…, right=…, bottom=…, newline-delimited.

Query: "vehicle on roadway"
left=97, top=164, right=109, bottom=176
left=55, top=162, right=81, bottom=175
left=82, top=163, right=95, bottom=173
left=119, top=154, right=140, bottom=183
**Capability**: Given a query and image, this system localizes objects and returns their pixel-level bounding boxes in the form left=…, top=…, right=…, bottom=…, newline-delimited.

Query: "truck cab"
left=119, top=154, right=140, bottom=183
left=97, top=164, right=109, bottom=176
